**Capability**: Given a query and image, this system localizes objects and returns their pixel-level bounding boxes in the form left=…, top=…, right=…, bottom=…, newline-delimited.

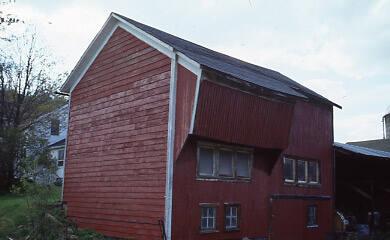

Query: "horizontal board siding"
left=63, top=27, right=170, bottom=239
left=194, top=80, right=294, bottom=149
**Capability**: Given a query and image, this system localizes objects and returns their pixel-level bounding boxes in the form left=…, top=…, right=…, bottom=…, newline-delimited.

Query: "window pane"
left=58, top=160, right=64, bottom=167
left=307, top=206, right=317, bottom=226
left=236, top=152, right=250, bottom=178
left=201, top=207, right=216, bottom=230
left=199, top=148, right=214, bottom=176
left=297, top=160, right=307, bottom=182
left=219, top=150, right=233, bottom=177
left=58, top=149, right=65, bottom=160
left=308, top=161, right=319, bottom=183
left=225, top=206, right=239, bottom=229
left=283, top=158, right=294, bottom=181
left=231, top=216, right=237, bottom=227
left=201, top=218, right=208, bottom=229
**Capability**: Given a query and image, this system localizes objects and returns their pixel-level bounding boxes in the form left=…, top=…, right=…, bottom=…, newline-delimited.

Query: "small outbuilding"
left=334, top=142, right=390, bottom=233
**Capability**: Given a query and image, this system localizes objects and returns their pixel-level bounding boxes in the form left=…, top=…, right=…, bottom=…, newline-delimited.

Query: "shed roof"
left=115, top=13, right=340, bottom=108
left=334, top=142, right=390, bottom=160
left=347, top=139, right=390, bottom=152
left=49, top=138, right=66, bottom=148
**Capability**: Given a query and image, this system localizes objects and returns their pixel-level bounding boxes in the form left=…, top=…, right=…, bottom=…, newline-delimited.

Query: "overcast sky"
left=4, top=0, right=390, bottom=143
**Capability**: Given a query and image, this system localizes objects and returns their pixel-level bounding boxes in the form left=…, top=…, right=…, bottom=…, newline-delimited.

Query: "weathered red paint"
left=174, top=65, right=197, bottom=160
left=64, top=25, right=335, bottom=240
left=172, top=82, right=334, bottom=239
left=63, top=27, right=170, bottom=239
left=194, top=80, right=295, bottom=150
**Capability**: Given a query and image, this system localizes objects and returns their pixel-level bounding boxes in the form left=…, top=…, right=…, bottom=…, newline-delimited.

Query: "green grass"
left=0, top=185, right=62, bottom=239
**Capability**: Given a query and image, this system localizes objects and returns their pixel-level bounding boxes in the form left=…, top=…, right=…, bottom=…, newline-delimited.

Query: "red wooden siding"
left=174, top=65, right=197, bottom=160
left=172, top=99, right=334, bottom=240
left=273, top=101, right=334, bottom=196
left=63, top=27, right=170, bottom=239
left=193, top=80, right=295, bottom=150
left=271, top=199, right=332, bottom=240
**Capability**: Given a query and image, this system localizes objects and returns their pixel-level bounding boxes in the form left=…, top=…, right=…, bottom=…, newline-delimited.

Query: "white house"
left=29, top=103, right=68, bottom=181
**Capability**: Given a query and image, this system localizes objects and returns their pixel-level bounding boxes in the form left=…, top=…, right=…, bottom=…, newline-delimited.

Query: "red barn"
left=60, top=13, right=341, bottom=240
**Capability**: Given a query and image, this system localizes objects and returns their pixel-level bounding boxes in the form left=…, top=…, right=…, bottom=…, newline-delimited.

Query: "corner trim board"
left=165, top=54, right=178, bottom=240
left=190, top=72, right=202, bottom=134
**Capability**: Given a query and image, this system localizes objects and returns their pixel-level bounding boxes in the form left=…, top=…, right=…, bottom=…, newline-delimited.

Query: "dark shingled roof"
left=334, top=142, right=390, bottom=160
left=115, top=13, right=340, bottom=108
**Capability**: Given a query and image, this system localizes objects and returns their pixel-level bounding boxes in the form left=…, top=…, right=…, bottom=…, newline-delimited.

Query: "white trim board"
left=165, top=54, right=178, bottom=240
left=60, top=13, right=202, bottom=93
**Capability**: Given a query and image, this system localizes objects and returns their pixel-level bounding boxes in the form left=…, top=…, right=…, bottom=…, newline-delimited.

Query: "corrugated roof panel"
left=334, top=142, right=390, bottom=159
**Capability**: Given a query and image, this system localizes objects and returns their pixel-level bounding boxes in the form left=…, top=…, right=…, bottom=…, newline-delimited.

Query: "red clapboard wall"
left=63, top=27, right=170, bottom=239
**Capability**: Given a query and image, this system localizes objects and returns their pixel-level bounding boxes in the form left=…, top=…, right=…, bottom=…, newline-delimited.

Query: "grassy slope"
left=0, top=186, right=61, bottom=238
left=0, top=194, right=28, bottom=238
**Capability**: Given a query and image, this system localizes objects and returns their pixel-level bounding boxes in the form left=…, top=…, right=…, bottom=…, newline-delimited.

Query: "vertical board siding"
left=194, top=80, right=294, bottom=149
left=174, top=65, right=197, bottom=160
left=63, top=27, right=170, bottom=239
left=172, top=96, right=334, bottom=239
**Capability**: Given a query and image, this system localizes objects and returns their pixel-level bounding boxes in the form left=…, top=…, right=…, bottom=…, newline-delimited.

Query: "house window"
left=50, top=119, right=60, bottom=135
left=283, top=158, right=295, bottom=182
left=57, top=149, right=65, bottom=167
left=198, top=147, right=215, bottom=177
left=219, top=150, right=234, bottom=177
left=200, top=205, right=217, bottom=232
left=225, top=204, right=239, bottom=230
left=197, top=143, right=252, bottom=180
left=236, top=152, right=250, bottom=178
left=297, top=160, right=307, bottom=183
left=307, top=205, right=318, bottom=227
left=308, top=161, right=319, bottom=183
left=283, top=157, right=320, bottom=185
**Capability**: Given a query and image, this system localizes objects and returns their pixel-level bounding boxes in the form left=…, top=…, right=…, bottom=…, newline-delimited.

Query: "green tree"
left=0, top=30, right=66, bottom=192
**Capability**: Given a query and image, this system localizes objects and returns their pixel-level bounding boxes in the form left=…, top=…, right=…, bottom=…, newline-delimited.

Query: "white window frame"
left=197, top=142, right=253, bottom=180
left=225, top=204, right=239, bottom=231
left=200, top=204, right=217, bottom=232
left=283, top=157, right=295, bottom=183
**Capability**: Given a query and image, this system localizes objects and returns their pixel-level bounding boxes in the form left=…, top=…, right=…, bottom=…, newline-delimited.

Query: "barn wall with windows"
left=63, top=27, right=170, bottom=239
left=172, top=81, right=334, bottom=240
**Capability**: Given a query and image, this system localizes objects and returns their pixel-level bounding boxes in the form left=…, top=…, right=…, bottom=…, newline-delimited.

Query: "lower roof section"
left=334, top=142, right=390, bottom=160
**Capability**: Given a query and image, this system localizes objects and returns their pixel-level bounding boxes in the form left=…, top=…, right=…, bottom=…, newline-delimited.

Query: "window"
left=225, top=205, right=239, bottom=230
left=283, top=157, right=320, bottom=185
left=219, top=150, right=234, bottom=177
left=50, top=119, right=60, bottom=135
left=198, top=147, right=215, bottom=177
left=308, top=161, right=319, bottom=183
left=200, top=205, right=217, bottom=232
left=297, top=160, right=307, bottom=183
left=307, top=205, right=318, bottom=227
left=197, top=143, right=252, bottom=180
left=236, top=152, right=250, bottom=178
left=283, top=158, right=295, bottom=182
left=57, top=149, right=65, bottom=167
